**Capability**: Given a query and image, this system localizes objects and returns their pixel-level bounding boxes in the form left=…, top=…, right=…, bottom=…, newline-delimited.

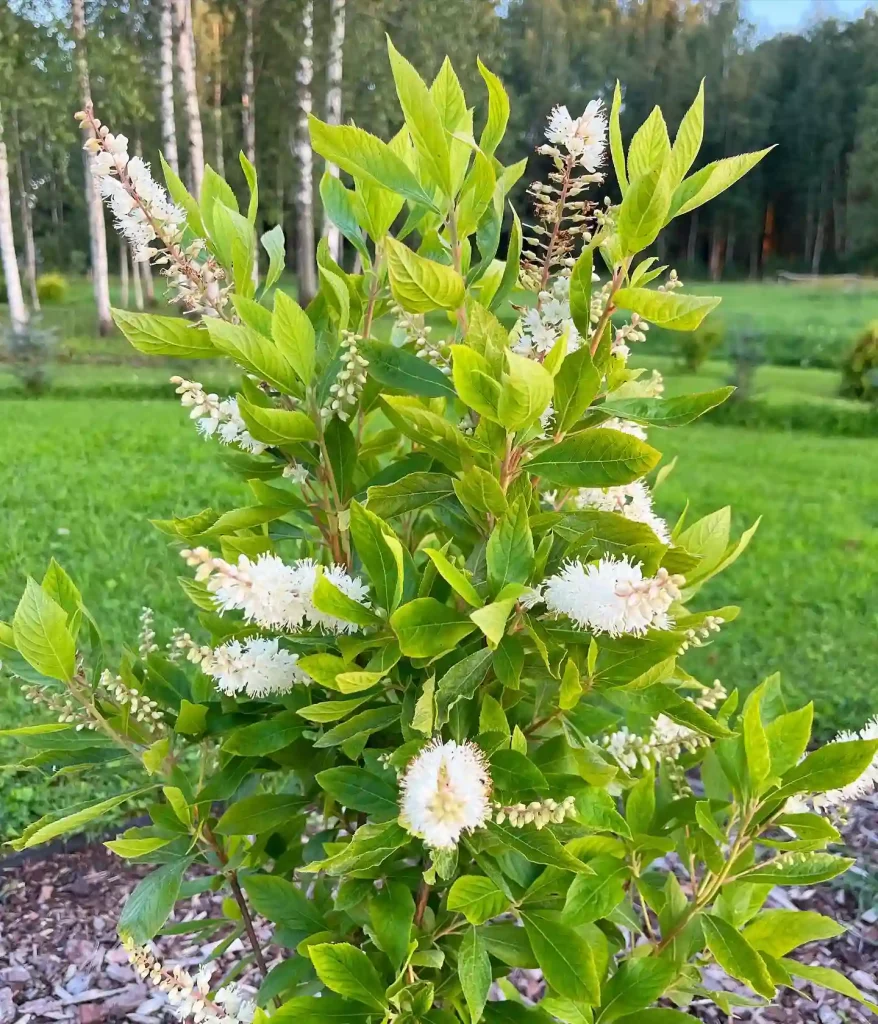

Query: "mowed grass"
left=0, top=401, right=875, bottom=739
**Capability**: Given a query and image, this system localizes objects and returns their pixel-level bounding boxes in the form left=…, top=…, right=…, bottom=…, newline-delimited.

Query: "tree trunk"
left=293, top=0, right=317, bottom=303
left=140, top=255, right=156, bottom=306
left=212, top=15, right=224, bottom=176
left=0, top=106, right=28, bottom=335
left=811, top=205, right=826, bottom=275
left=71, top=0, right=113, bottom=336
left=708, top=224, right=724, bottom=281
left=322, top=0, right=346, bottom=262
left=726, top=230, right=736, bottom=273
left=686, top=211, right=699, bottom=267
left=160, top=0, right=179, bottom=173
left=242, top=0, right=256, bottom=167
left=131, top=247, right=145, bottom=310
left=12, top=114, right=39, bottom=311
left=120, top=237, right=129, bottom=307
left=175, top=0, right=205, bottom=197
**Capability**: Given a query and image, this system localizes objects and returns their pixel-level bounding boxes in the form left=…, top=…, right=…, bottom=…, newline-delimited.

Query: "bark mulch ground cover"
left=2, top=798, right=877, bottom=1024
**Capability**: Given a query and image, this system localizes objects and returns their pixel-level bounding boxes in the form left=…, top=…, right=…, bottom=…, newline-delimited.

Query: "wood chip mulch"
left=1, top=798, right=877, bottom=1024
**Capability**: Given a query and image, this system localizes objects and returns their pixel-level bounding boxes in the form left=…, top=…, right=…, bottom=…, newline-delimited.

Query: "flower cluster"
left=20, top=683, right=94, bottom=731
left=543, top=101, right=608, bottom=171
left=322, top=331, right=369, bottom=421
left=123, top=939, right=255, bottom=1024
left=540, top=556, right=684, bottom=636
left=186, top=636, right=310, bottom=698
left=170, top=377, right=266, bottom=454
left=494, top=795, right=577, bottom=829
left=76, top=106, right=229, bottom=317
left=575, top=480, right=671, bottom=543
left=393, top=305, right=452, bottom=374
left=678, top=615, right=724, bottom=653
left=513, top=272, right=598, bottom=359
left=612, top=313, right=649, bottom=360
left=181, top=548, right=369, bottom=634
left=658, top=269, right=683, bottom=292
left=99, top=670, right=165, bottom=729
left=399, top=739, right=493, bottom=850
left=138, top=606, right=159, bottom=661
left=602, top=714, right=708, bottom=773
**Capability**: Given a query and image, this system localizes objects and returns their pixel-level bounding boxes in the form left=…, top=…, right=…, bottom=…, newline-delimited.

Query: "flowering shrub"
left=4, top=42, right=878, bottom=1023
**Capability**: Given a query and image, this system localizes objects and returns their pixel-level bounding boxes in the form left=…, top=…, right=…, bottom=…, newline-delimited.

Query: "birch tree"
left=242, top=0, right=256, bottom=168
left=71, top=0, right=112, bottom=336
left=12, top=113, right=39, bottom=311
left=212, top=15, right=225, bottom=176
left=175, top=0, right=204, bottom=197
left=0, top=105, right=27, bottom=335
left=293, top=0, right=316, bottom=302
left=322, top=0, right=346, bottom=262
left=159, top=0, right=179, bottom=173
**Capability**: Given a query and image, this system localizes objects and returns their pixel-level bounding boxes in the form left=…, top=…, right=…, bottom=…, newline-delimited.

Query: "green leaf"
left=454, top=466, right=508, bottom=519
left=458, top=926, right=492, bottom=1024
left=309, top=942, right=388, bottom=1010
left=487, top=499, right=534, bottom=594
left=222, top=710, right=304, bottom=755
left=448, top=876, right=510, bottom=925
left=369, top=880, right=415, bottom=970
left=553, top=347, right=601, bottom=434
left=779, top=738, right=878, bottom=798
left=312, top=570, right=382, bottom=630
left=742, top=680, right=771, bottom=794
left=498, top=352, right=554, bottom=431
left=316, top=766, right=398, bottom=817
left=236, top=397, right=318, bottom=447
left=477, top=58, right=509, bottom=156
left=314, top=706, right=401, bottom=749
left=242, top=874, right=325, bottom=934
left=491, top=205, right=522, bottom=312
left=562, top=855, right=629, bottom=925
left=320, top=173, right=370, bottom=264
left=627, top=106, right=670, bottom=181
left=175, top=699, right=207, bottom=736
left=702, top=914, right=775, bottom=999
left=670, top=148, right=774, bottom=219
left=668, top=80, right=704, bottom=185
left=616, top=1014, right=696, bottom=1024
left=360, top=338, right=456, bottom=400
left=105, top=836, right=172, bottom=859
left=215, top=794, right=304, bottom=836
left=435, top=647, right=494, bottom=724
left=390, top=598, right=477, bottom=658
left=118, top=859, right=189, bottom=944
left=273, top=289, right=316, bottom=386
left=617, top=166, right=672, bottom=254
left=599, top=957, right=677, bottom=1022
left=303, top=820, right=410, bottom=876
left=13, top=578, right=76, bottom=682
left=386, top=237, right=465, bottom=313
left=308, top=115, right=436, bottom=210
left=528, top=428, right=660, bottom=487
left=205, top=320, right=300, bottom=394
left=272, top=996, right=373, bottom=1023
left=613, top=288, right=721, bottom=332
left=521, top=911, right=599, bottom=1004
left=368, top=472, right=456, bottom=519
left=423, top=549, right=484, bottom=608
left=765, top=704, right=813, bottom=777
left=568, top=247, right=593, bottom=338
left=609, top=81, right=627, bottom=193
left=112, top=309, right=216, bottom=359
left=260, top=224, right=286, bottom=291
left=778, top=959, right=878, bottom=1016
left=626, top=766, right=656, bottom=835
left=450, top=344, right=501, bottom=421
left=490, top=750, right=548, bottom=795
left=349, top=501, right=403, bottom=613
left=161, top=153, right=205, bottom=235
left=743, top=910, right=845, bottom=958
left=298, top=697, right=371, bottom=723
left=486, top=821, right=592, bottom=873
left=735, top=852, right=855, bottom=886
left=470, top=598, right=518, bottom=647
left=600, top=387, right=733, bottom=427
left=13, top=787, right=153, bottom=851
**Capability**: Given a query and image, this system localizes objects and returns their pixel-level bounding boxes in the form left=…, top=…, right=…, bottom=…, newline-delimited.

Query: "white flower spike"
left=400, top=739, right=492, bottom=850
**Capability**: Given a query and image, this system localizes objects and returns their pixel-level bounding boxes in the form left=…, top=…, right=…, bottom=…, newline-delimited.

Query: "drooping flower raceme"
left=544, top=100, right=608, bottom=171
left=181, top=548, right=369, bottom=634
left=193, top=637, right=310, bottom=698
left=399, top=739, right=492, bottom=849
left=171, top=377, right=267, bottom=455
left=575, top=480, right=671, bottom=543
left=541, top=556, right=684, bottom=636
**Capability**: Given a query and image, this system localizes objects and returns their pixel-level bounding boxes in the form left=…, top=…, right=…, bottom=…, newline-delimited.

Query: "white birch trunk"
left=120, top=236, right=129, bottom=307
left=131, top=247, right=145, bottom=310
left=139, top=258, right=156, bottom=306
left=72, top=0, right=112, bottom=335
left=0, top=106, right=28, bottom=335
left=242, top=0, right=256, bottom=167
left=293, top=0, right=317, bottom=303
left=12, top=117, right=39, bottom=311
left=323, top=0, right=346, bottom=263
left=160, top=0, right=179, bottom=173
left=175, top=0, right=205, bottom=197
left=212, top=16, right=224, bottom=176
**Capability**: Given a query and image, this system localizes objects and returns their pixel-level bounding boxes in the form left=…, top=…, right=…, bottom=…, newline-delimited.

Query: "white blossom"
left=575, top=480, right=671, bottom=543
left=196, top=637, right=309, bottom=698
left=170, top=378, right=266, bottom=454
left=181, top=549, right=369, bottom=634
left=495, top=795, right=576, bottom=829
left=513, top=275, right=583, bottom=359
left=399, top=739, right=492, bottom=849
left=602, top=714, right=707, bottom=772
left=541, top=556, right=683, bottom=636
left=545, top=100, right=607, bottom=171
left=283, top=461, right=310, bottom=484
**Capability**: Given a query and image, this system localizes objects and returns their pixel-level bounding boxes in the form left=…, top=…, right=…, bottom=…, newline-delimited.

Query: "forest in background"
left=4, top=0, right=878, bottom=324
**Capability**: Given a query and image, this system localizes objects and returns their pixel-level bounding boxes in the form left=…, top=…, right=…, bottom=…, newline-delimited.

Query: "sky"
left=745, top=0, right=878, bottom=35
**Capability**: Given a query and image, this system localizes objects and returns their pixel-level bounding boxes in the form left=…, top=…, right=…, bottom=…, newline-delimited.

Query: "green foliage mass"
left=2, top=43, right=876, bottom=1023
